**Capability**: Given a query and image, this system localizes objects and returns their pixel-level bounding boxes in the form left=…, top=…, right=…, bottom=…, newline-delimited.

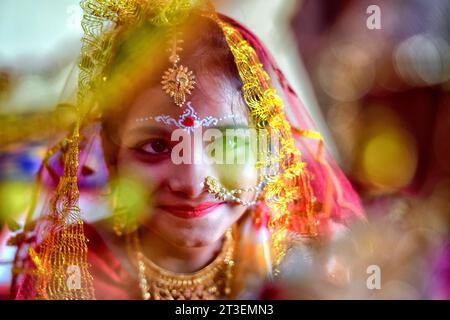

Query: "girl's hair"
left=100, top=15, right=244, bottom=171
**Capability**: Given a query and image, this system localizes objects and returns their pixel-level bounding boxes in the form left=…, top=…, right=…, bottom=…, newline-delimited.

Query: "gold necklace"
left=127, top=227, right=236, bottom=300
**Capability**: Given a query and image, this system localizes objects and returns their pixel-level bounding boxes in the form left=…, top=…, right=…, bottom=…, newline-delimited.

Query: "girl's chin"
left=138, top=204, right=245, bottom=247
left=141, top=223, right=225, bottom=248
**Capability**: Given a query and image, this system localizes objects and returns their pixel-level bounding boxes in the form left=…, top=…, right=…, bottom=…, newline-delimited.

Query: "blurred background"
left=1, top=0, right=449, bottom=299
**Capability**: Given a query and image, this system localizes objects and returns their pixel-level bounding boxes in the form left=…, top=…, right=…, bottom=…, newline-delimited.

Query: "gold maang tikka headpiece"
left=161, top=29, right=196, bottom=107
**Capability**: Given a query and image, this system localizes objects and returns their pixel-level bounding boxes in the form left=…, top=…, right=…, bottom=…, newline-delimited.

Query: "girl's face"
left=114, top=72, right=258, bottom=248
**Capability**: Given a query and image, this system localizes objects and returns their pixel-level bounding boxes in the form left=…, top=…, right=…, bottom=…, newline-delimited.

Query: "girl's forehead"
left=125, top=73, right=248, bottom=125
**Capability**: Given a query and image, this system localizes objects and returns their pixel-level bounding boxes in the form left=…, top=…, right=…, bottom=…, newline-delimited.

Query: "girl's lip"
left=157, top=202, right=225, bottom=219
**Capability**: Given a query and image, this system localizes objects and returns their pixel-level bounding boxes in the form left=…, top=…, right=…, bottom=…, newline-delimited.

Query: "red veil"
left=222, top=14, right=364, bottom=229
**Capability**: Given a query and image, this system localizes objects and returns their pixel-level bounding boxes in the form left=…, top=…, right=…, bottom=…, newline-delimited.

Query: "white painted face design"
left=135, top=102, right=246, bottom=133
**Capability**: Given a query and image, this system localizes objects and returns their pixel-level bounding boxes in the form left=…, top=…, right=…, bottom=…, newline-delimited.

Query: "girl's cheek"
left=117, top=151, right=164, bottom=193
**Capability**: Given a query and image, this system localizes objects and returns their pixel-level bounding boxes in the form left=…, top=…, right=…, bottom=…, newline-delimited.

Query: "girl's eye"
left=224, top=135, right=247, bottom=150
left=226, top=136, right=236, bottom=148
left=140, top=139, right=170, bottom=154
left=132, top=138, right=171, bottom=157
left=210, top=135, right=251, bottom=161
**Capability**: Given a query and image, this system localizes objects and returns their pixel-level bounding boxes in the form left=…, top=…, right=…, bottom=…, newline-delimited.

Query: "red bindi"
left=183, top=116, right=195, bottom=127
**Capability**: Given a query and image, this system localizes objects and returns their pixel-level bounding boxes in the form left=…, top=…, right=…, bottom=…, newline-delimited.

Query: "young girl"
left=11, top=1, right=363, bottom=300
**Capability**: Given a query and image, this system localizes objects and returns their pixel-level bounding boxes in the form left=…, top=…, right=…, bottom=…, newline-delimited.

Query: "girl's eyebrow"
left=127, top=126, right=172, bottom=137
left=213, top=124, right=252, bottom=132
left=127, top=119, right=251, bottom=137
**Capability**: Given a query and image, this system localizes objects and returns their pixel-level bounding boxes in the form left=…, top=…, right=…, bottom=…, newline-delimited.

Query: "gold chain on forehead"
left=161, top=28, right=196, bottom=107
